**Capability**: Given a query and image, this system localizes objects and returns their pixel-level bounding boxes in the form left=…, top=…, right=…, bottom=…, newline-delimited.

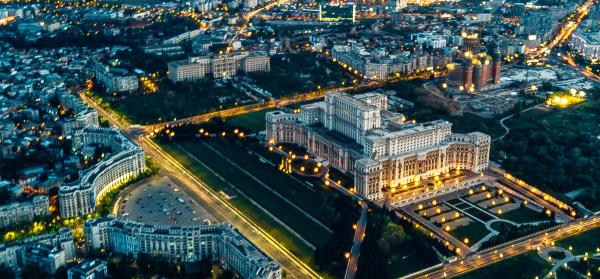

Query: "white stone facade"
left=95, top=64, right=139, bottom=93
left=266, top=92, right=491, bottom=201
left=59, top=127, right=145, bottom=218
left=168, top=52, right=270, bottom=82
left=84, top=217, right=282, bottom=279
left=0, top=195, right=49, bottom=228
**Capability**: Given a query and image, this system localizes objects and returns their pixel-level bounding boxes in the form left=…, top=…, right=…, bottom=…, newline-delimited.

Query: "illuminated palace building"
left=266, top=92, right=490, bottom=201
left=446, top=34, right=501, bottom=93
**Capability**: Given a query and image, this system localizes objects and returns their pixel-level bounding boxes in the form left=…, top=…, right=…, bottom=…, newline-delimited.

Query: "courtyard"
left=406, top=182, right=555, bottom=252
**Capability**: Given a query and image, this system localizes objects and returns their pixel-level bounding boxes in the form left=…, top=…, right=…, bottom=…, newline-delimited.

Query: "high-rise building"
left=266, top=92, right=490, bottom=201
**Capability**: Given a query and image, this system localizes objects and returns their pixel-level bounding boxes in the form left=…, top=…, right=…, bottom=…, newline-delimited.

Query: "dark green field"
left=457, top=252, right=551, bottom=279
left=449, top=222, right=490, bottom=246
left=555, top=227, right=600, bottom=255
left=501, top=206, right=546, bottom=224
left=158, top=139, right=338, bottom=264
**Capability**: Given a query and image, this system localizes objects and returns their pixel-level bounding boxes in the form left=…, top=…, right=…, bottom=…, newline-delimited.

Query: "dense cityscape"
left=0, top=0, right=599, bottom=278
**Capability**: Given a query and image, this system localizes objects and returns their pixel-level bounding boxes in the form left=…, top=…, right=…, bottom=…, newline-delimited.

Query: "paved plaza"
left=117, top=176, right=217, bottom=226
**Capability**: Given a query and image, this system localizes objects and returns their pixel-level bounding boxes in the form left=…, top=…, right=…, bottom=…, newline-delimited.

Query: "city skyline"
left=0, top=0, right=599, bottom=278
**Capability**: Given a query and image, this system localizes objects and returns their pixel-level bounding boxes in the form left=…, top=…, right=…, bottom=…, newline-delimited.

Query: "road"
left=527, top=0, right=595, bottom=60
left=407, top=215, right=600, bottom=279
left=229, top=0, right=289, bottom=44
left=143, top=89, right=327, bottom=131
left=561, top=54, right=600, bottom=83
left=345, top=201, right=367, bottom=279
left=495, top=104, right=543, bottom=141
left=80, top=90, right=323, bottom=279
left=142, top=82, right=379, bottom=131
left=273, top=145, right=369, bottom=279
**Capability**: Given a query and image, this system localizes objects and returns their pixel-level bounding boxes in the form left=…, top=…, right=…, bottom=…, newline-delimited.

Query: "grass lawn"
left=158, top=142, right=319, bottom=264
left=171, top=140, right=331, bottom=246
left=387, top=253, right=439, bottom=279
left=456, top=252, right=551, bottom=279
left=197, top=140, right=333, bottom=224
left=555, top=227, right=600, bottom=255
left=225, top=110, right=273, bottom=134
left=548, top=251, right=566, bottom=260
left=501, top=206, right=546, bottom=224
left=463, top=207, right=495, bottom=222
left=556, top=268, right=581, bottom=279
left=449, top=222, right=490, bottom=246
left=447, top=113, right=506, bottom=140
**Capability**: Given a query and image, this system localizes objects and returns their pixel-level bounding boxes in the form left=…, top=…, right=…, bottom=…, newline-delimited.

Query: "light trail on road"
left=527, top=0, right=595, bottom=60
left=407, top=216, right=600, bottom=279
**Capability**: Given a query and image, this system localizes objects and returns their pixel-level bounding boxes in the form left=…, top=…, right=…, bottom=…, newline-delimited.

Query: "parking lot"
left=117, top=177, right=216, bottom=226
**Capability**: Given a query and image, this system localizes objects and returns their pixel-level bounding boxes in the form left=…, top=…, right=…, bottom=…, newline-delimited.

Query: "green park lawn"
left=248, top=52, right=351, bottom=97
left=494, top=91, right=600, bottom=211
left=449, top=222, right=490, bottom=246
left=95, top=79, right=246, bottom=125
left=555, top=227, right=600, bottom=255
left=225, top=110, right=272, bottom=134
left=387, top=253, right=439, bottom=279
left=501, top=206, right=546, bottom=224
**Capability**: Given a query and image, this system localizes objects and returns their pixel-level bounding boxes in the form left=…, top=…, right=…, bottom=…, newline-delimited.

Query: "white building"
left=168, top=52, right=270, bottom=82
left=243, top=0, right=258, bottom=10
left=84, top=217, right=282, bottom=279
left=0, top=228, right=75, bottom=273
left=68, top=259, right=108, bottom=279
left=59, top=127, right=145, bottom=218
left=95, top=64, right=139, bottom=93
left=0, top=195, right=49, bottom=228
left=163, top=30, right=203, bottom=45
left=571, top=31, right=600, bottom=60
left=266, top=92, right=490, bottom=201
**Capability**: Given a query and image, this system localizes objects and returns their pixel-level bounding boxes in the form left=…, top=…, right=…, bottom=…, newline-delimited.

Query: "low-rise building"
left=0, top=228, right=75, bottom=273
left=95, top=64, right=139, bottom=93
left=571, top=31, right=600, bottom=60
left=68, top=259, right=108, bottom=279
left=0, top=195, right=49, bottom=228
left=168, top=52, right=270, bottom=81
left=84, top=217, right=282, bottom=279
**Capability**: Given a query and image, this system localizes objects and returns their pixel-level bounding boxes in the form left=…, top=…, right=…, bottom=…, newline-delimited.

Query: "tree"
left=218, top=269, right=235, bottom=279
left=0, top=264, right=15, bottom=279
left=195, top=257, right=213, bottom=279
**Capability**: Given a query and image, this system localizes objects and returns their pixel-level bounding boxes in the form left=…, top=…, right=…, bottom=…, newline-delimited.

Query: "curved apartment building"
left=59, top=127, right=145, bottom=218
